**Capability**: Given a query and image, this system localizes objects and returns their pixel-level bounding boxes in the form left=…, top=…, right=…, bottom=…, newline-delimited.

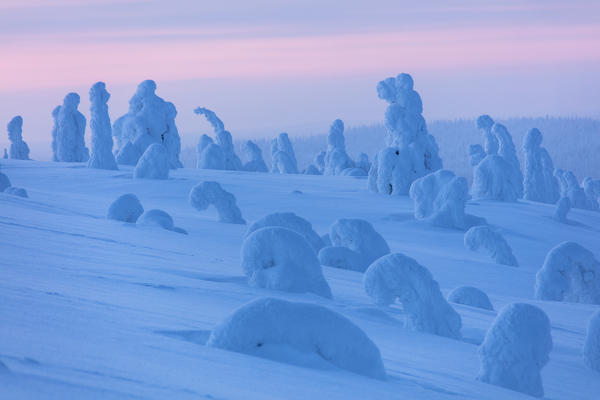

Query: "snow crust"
left=189, top=181, right=245, bottom=224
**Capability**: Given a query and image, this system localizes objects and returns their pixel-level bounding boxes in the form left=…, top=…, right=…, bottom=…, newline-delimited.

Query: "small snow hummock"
left=137, top=209, right=187, bottom=234
left=4, top=187, right=28, bottom=198
left=241, top=140, right=268, bottom=172
left=194, top=107, right=242, bottom=171
left=7, top=116, right=30, bottom=160
left=270, top=133, right=298, bottom=174
left=447, top=286, right=493, bottom=311
left=206, top=297, right=386, bottom=379
left=53, top=93, right=89, bottom=162
left=241, top=227, right=332, bottom=298
left=535, top=241, right=600, bottom=304
left=302, top=165, right=321, bottom=175
left=553, top=197, right=571, bottom=223
left=107, top=193, right=144, bottom=223
left=189, top=181, right=245, bottom=224
left=246, top=212, right=325, bottom=253
left=464, top=226, right=518, bottom=267
left=478, top=303, right=552, bottom=398
left=523, top=128, right=559, bottom=204
left=0, top=172, right=11, bottom=192
left=584, top=310, right=600, bottom=372
left=363, top=253, right=462, bottom=339
left=88, top=82, right=118, bottom=170
left=323, top=119, right=355, bottom=176
left=133, top=143, right=169, bottom=180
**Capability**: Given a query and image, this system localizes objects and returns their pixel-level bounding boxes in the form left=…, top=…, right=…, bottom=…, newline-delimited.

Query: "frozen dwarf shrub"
left=207, top=297, right=386, bottom=379
left=246, top=212, right=325, bottom=253
left=4, top=187, right=28, bottom=198
left=476, top=115, right=498, bottom=155
left=478, top=303, right=552, bottom=398
left=7, top=116, right=30, bottom=160
left=468, top=144, right=485, bottom=167
left=318, top=246, right=363, bottom=272
left=368, top=73, right=442, bottom=195
left=464, top=226, right=518, bottom=267
left=583, top=310, right=600, bottom=371
left=270, top=133, right=298, bottom=174
left=523, top=128, right=559, bottom=204
left=582, top=177, right=600, bottom=211
left=189, top=181, right=245, bottom=224
left=55, top=93, right=89, bottom=162
left=357, top=153, right=370, bottom=173
left=492, top=123, right=523, bottom=198
left=447, top=286, right=493, bottom=311
left=241, top=140, right=268, bottom=172
left=137, top=209, right=187, bottom=234
left=364, top=253, right=462, bottom=338
left=241, top=227, right=332, bottom=298
left=323, top=119, right=354, bottom=176
left=553, top=197, right=571, bottom=223
left=303, top=164, right=322, bottom=175
left=535, top=241, right=600, bottom=304
left=0, top=172, right=11, bottom=191
left=133, top=143, right=169, bottom=180
left=471, top=155, right=521, bottom=201
left=554, top=169, right=590, bottom=210
left=88, top=82, right=118, bottom=170
left=194, top=107, right=242, bottom=171
left=106, top=193, right=144, bottom=223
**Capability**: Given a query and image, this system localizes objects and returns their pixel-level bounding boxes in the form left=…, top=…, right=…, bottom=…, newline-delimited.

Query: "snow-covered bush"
left=476, top=115, right=498, bottom=155
left=478, top=303, right=552, bottom=398
left=241, top=140, right=268, bottom=172
left=7, top=116, right=30, bottom=160
left=241, top=227, right=332, bottom=298
left=4, top=187, right=28, bottom=198
left=323, top=119, right=355, bottom=176
left=468, top=144, right=485, bottom=167
left=107, top=193, right=144, bottom=223
left=554, top=170, right=590, bottom=210
left=137, top=209, right=186, bottom=234
left=464, top=226, right=518, bottom=266
left=471, top=155, right=521, bottom=201
left=535, top=241, right=600, bottom=304
left=133, top=143, right=169, bottom=180
left=553, top=197, right=571, bottom=223
left=0, top=172, right=11, bottom=192
left=447, top=286, right=493, bottom=311
left=246, top=212, right=325, bottom=253
left=584, top=310, right=600, bottom=371
left=88, top=82, right=118, bottom=170
left=270, top=133, right=298, bottom=174
left=189, top=181, right=245, bottom=224
left=363, top=253, right=462, bottom=338
left=54, top=93, right=89, bottom=162
left=522, top=128, right=559, bottom=204
left=583, top=177, right=600, bottom=211
left=194, top=107, right=242, bottom=171
left=207, top=297, right=386, bottom=379
left=314, top=151, right=326, bottom=173
left=368, top=73, right=442, bottom=195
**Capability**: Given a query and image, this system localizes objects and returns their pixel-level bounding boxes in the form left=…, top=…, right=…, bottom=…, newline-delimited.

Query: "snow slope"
left=0, top=159, right=599, bottom=399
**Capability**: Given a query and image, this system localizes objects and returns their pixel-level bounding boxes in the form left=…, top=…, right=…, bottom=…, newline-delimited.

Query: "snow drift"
left=584, top=310, right=600, bottom=372
left=137, top=209, right=186, bottom=234
left=4, top=187, right=28, bottom=198
left=189, top=181, right=245, bottom=224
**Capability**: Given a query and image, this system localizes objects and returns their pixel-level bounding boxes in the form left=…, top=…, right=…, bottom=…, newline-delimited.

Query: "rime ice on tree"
left=54, top=93, right=89, bottom=162
left=7, top=116, right=30, bottom=160
left=189, top=181, right=245, bottom=224
left=133, top=143, right=169, bottom=180
left=270, top=133, right=298, bottom=174
left=88, top=82, right=118, bottom=170
left=523, top=128, right=559, bottom=203
left=194, top=107, right=242, bottom=171
left=323, top=119, right=355, bottom=176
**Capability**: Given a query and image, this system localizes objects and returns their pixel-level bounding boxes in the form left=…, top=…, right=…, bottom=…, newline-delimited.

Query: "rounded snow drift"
left=4, top=187, right=28, bottom=198
left=447, top=286, right=493, bottom=311
left=246, top=212, right=325, bottom=253
left=107, top=194, right=144, bottom=223
left=137, top=209, right=187, bottom=234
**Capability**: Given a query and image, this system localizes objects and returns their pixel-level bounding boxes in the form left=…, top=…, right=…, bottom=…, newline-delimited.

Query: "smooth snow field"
left=1, top=159, right=599, bottom=399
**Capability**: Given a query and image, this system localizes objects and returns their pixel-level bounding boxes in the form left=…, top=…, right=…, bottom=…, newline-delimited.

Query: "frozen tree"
left=194, top=107, right=242, bottom=171
left=554, top=170, right=590, bottom=210
left=133, top=143, right=169, bottom=180
left=468, top=144, right=485, bottom=167
left=535, top=241, right=600, bottom=304
left=323, top=119, right=354, bottom=176
left=246, top=212, right=325, bottom=253
left=339, top=167, right=367, bottom=177
left=242, top=227, right=332, bottom=298
left=476, top=115, right=498, bottom=155
left=493, top=123, right=523, bottom=198
left=54, top=93, right=89, bottom=162
left=368, top=73, right=442, bottom=195
left=2, top=149, right=7, bottom=159
left=87, top=82, right=118, bottom=170
left=7, top=116, right=30, bottom=160
left=553, top=197, right=571, bottom=223
left=107, top=193, right=144, bottom=223
left=357, top=153, right=370, bottom=173
left=584, top=310, right=600, bottom=371
left=270, top=133, right=298, bottom=174
left=523, top=128, right=559, bottom=203
left=207, top=297, right=386, bottom=379
left=478, top=303, right=552, bottom=398
left=471, top=155, right=521, bottom=201
left=0, top=172, right=11, bottom=192
left=363, top=253, right=462, bottom=339
left=4, top=187, right=28, bottom=198
left=447, top=286, right=493, bottom=311
left=50, top=106, right=60, bottom=161
left=137, top=209, right=187, bottom=234
left=583, top=177, right=600, bottom=211
left=189, top=181, right=245, bottom=224
left=241, top=140, right=268, bottom=172
left=464, top=226, right=518, bottom=266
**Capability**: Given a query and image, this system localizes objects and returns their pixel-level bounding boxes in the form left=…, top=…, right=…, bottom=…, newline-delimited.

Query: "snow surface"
left=583, top=310, right=600, bottom=372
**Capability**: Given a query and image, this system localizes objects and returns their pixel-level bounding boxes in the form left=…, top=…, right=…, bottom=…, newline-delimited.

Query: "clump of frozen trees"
left=368, top=73, right=442, bottom=195
left=52, top=93, right=89, bottom=162
left=7, top=116, right=30, bottom=160
left=271, top=133, right=298, bottom=174
left=246, top=212, right=325, bottom=253
left=133, top=143, right=169, bottom=180
left=522, top=128, right=559, bottom=203
left=137, top=209, right=187, bottom=234
left=464, top=226, right=518, bottom=266
left=189, top=181, right=245, bottom=224
left=194, top=107, right=242, bottom=171
left=241, top=140, right=268, bottom=172
left=107, top=193, right=144, bottom=223
left=478, top=303, right=552, bottom=398
left=447, top=286, right=494, bottom=311
left=555, top=170, right=597, bottom=210
left=88, top=82, right=118, bottom=170
left=584, top=310, right=600, bottom=371
left=207, top=297, right=386, bottom=379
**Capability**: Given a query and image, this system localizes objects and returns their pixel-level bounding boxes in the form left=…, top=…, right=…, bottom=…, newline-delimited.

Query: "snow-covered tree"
left=50, top=106, right=60, bottom=161
left=133, top=143, right=169, bottom=180
left=194, top=107, right=242, bottom=171
left=107, top=193, right=144, bottom=223
left=356, top=153, right=370, bottom=173
left=464, top=226, right=518, bottom=266
left=554, top=170, right=590, bottom=210
left=270, top=133, right=298, bottom=174
left=54, top=93, right=89, bottom=162
left=246, top=212, right=325, bottom=253
left=189, top=181, right=245, bottom=224
left=137, top=209, right=186, bottom=234
left=241, top=140, right=268, bottom=172
left=583, top=177, right=600, bottom=211
left=88, top=82, right=118, bottom=170
left=523, top=128, right=559, bottom=203
left=468, top=144, right=485, bottom=167
left=447, top=286, right=493, bottom=311
left=7, top=116, right=30, bottom=160
left=553, top=197, right=571, bottom=223
left=584, top=310, right=600, bottom=372
left=323, top=119, right=355, bottom=176
left=476, top=115, right=498, bottom=156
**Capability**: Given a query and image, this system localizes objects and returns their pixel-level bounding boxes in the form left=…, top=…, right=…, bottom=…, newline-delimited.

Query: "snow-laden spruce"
left=50, top=106, right=60, bottom=161
left=523, top=128, right=559, bottom=204
left=493, top=123, right=523, bottom=197
left=88, top=82, right=118, bottom=170
left=241, top=140, right=268, bottom=172
left=113, top=80, right=182, bottom=168
left=189, top=181, right=245, bottom=224
left=207, top=297, right=386, bottom=379
left=107, top=193, right=144, bottom=223
left=7, top=116, right=30, bottom=160
left=0, top=172, right=11, bottom=192
left=363, top=253, right=462, bottom=339
left=476, top=115, right=498, bottom=156
left=133, top=143, right=169, bottom=180
left=535, top=241, right=600, bottom=304
left=553, top=197, right=571, bottom=223
left=319, top=218, right=389, bottom=272
left=464, top=226, right=518, bottom=266
left=137, top=209, right=186, bottom=234
left=478, top=303, right=552, bottom=398
left=554, top=170, right=591, bottom=210
left=270, top=133, right=298, bottom=174
left=241, top=227, right=332, bottom=298
left=583, top=177, right=600, bottom=211
left=447, top=286, right=494, bottom=311
left=195, top=107, right=242, bottom=171
left=368, top=73, right=442, bottom=195
left=53, top=93, right=89, bottom=162
left=246, top=212, right=325, bottom=253
left=584, top=310, right=600, bottom=371
left=4, top=187, right=28, bottom=198
left=323, top=119, right=355, bottom=176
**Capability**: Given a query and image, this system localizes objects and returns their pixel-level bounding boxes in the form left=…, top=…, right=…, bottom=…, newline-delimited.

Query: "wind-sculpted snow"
left=554, top=197, right=571, bottom=223
left=464, top=226, right=518, bottom=267
left=7, top=116, right=30, bottom=160
left=133, top=143, right=169, bottom=180
left=447, top=286, right=493, bottom=311
left=194, top=107, right=242, bottom=171
left=54, top=93, right=89, bottom=162
left=270, top=133, right=298, bottom=174
left=554, top=170, right=591, bottom=210
left=535, top=241, right=600, bottom=304
left=323, top=119, right=355, bottom=176
left=241, top=227, right=332, bottom=298
left=246, top=212, right=325, bottom=253
left=106, top=193, right=144, bottom=223
left=88, top=82, right=118, bottom=170
left=241, top=140, right=268, bottom=172
left=471, top=155, right=521, bottom=201
left=189, top=181, right=245, bottom=224
left=584, top=310, right=600, bottom=371
left=207, top=297, right=386, bottom=379
left=4, top=186, right=28, bottom=198
left=363, top=253, right=462, bottom=339
left=137, top=209, right=186, bottom=234
left=0, top=172, right=11, bottom=192
left=476, top=115, right=498, bottom=156
left=523, top=128, right=559, bottom=204
left=478, top=303, right=552, bottom=398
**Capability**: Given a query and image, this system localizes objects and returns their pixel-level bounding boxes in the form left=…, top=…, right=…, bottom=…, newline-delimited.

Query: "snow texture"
left=363, top=253, right=462, bottom=338
left=523, top=128, right=559, bottom=203
left=189, top=181, right=245, bottom=224
left=207, top=297, right=386, bottom=379
left=535, top=241, right=600, bottom=304
left=137, top=209, right=186, bottom=234
left=583, top=310, right=600, bottom=371
left=553, top=197, right=571, bottom=223
left=106, top=193, right=144, bottom=223
left=476, top=115, right=498, bottom=155
left=7, top=116, right=30, bottom=160
left=582, top=177, right=600, bottom=211
left=54, top=93, right=89, bottom=162
left=4, top=187, right=28, bottom=198
left=464, top=226, right=518, bottom=266
left=241, top=140, right=268, bottom=172
left=270, top=133, right=298, bottom=174
left=88, top=82, right=118, bottom=170
left=554, top=170, right=590, bottom=210
left=323, top=119, right=355, bottom=176
left=0, top=172, right=11, bottom=192
left=471, top=155, right=521, bottom=202
left=241, top=227, right=332, bottom=298
left=133, top=143, right=169, bottom=180
left=194, top=107, right=242, bottom=171
left=447, top=286, right=493, bottom=311
left=478, top=303, right=552, bottom=398
left=246, top=212, right=325, bottom=253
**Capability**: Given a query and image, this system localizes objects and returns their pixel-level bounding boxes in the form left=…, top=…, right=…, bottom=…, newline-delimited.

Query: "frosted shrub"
left=107, top=193, right=144, bottom=223
left=189, top=181, right=245, bottom=224
left=583, top=177, right=600, bottom=211
left=246, top=212, right=325, bottom=253
left=468, top=144, right=485, bottom=167
left=583, top=310, right=600, bottom=371
left=476, top=115, right=497, bottom=155
left=7, top=116, right=30, bottom=160
left=88, top=82, right=118, bottom=170
left=54, top=93, right=89, bottom=162
left=195, top=107, right=242, bottom=171
left=137, top=209, right=186, bottom=234
left=471, top=155, right=520, bottom=201
left=554, top=170, right=590, bottom=210
left=464, top=226, right=518, bottom=266
left=133, top=143, right=169, bottom=180
left=447, top=286, right=493, bottom=311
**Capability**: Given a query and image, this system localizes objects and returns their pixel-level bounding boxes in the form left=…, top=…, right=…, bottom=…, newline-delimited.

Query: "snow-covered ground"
left=1, top=159, right=599, bottom=399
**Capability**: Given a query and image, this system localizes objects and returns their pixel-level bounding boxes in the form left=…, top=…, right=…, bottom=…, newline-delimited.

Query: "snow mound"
left=7, top=115, right=30, bottom=160
left=241, top=227, right=332, bottom=298
left=133, top=143, right=169, bottom=180
left=339, top=168, right=367, bottom=177
left=523, top=128, right=559, bottom=204
left=4, top=187, right=28, bottom=198
left=271, top=133, right=298, bottom=174
left=584, top=310, right=600, bottom=371
left=535, top=241, right=600, bottom=304
left=207, top=297, right=386, bottom=379
left=471, top=155, right=520, bottom=201
left=189, top=181, right=245, bottom=224
left=0, top=172, right=11, bottom=192
left=464, top=226, right=518, bottom=267
left=107, top=193, right=144, bottom=223
left=241, top=140, right=268, bottom=172
left=137, top=209, right=186, bottom=234
left=447, top=286, right=493, bottom=311
left=194, top=107, right=242, bottom=171
left=318, top=246, right=363, bottom=272
left=553, top=197, right=571, bottom=223
left=246, top=212, right=325, bottom=253
left=54, top=93, right=89, bottom=162
left=88, top=82, right=118, bottom=170
left=478, top=303, right=552, bottom=398
left=363, top=253, right=462, bottom=338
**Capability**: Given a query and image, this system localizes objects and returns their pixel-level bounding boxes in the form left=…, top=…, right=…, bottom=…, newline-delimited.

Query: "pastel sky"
left=1, top=0, right=599, bottom=159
